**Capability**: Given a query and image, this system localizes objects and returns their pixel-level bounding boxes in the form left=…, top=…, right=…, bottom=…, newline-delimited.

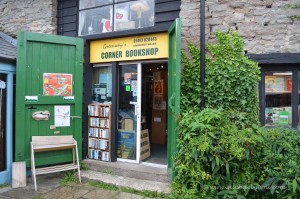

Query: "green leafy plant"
left=173, top=30, right=300, bottom=198
left=181, top=30, right=260, bottom=128
left=80, top=161, right=89, bottom=170
left=60, top=171, right=79, bottom=185
left=89, top=181, right=168, bottom=198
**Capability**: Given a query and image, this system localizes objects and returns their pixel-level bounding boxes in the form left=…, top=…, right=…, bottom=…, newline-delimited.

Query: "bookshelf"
left=88, top=104, right=111, bottom=162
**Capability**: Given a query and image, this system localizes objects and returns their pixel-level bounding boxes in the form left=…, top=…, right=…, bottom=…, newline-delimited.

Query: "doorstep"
left=82, top=159, right=170, bottom=183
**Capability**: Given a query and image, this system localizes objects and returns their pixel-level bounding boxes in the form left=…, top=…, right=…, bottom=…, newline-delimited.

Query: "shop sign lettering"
left=90, top=33, right=168, bottom=63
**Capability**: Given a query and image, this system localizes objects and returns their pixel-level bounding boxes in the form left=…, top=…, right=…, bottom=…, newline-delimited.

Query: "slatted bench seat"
left=30, top=135, right=81, bottom=191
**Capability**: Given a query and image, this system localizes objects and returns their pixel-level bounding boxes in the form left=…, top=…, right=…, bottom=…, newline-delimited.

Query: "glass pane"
left=93, top=66, right=112, bottom=103
left=79, top=0, right=113, bottom=10
left=0, top=74, right=7, bottom=172
left=117, top=65, right=137, bottom=160
left=114, top=0, right=154, bottom=31
left=78, top=6, right=113, bottom=36
left=265, top=71, right=292, bottom=126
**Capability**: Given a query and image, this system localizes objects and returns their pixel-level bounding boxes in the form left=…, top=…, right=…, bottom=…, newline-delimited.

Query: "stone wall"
left=0, top=0, right=57, bottom=38
left=180, top=0, right=300, bottom=54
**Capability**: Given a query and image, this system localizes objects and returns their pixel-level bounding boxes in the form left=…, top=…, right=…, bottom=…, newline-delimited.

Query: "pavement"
left=0, top=170, right=170, bottom=199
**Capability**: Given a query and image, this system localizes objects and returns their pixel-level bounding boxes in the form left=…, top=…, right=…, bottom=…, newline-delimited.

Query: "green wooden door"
left=167, top=18, right=181, bottom=178
left=15, top=32, right=83, bottom=166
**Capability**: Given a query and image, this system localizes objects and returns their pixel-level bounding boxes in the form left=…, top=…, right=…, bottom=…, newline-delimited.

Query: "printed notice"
left=54, top=105, right=70, bottom=127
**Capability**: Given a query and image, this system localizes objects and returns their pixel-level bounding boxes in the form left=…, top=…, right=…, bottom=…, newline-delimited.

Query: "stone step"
left=80, top=170, right=171, bottom=194
left=82, top=159, right=170, bottom=184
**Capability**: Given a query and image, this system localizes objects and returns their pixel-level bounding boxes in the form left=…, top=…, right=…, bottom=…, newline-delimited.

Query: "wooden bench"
left=30, top=135, right=81, bottom=191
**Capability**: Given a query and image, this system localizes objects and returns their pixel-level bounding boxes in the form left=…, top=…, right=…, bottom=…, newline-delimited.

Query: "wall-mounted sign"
left=90, top=33, right=168, bottom=63
left=43, top=73, right=72, bottom=96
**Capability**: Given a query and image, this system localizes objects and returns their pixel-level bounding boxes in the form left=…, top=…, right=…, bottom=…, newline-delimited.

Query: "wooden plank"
left=12, top=162, right=26, bottom=188
left=156, top=1, right=180, bottom=13
left=62, top=7, right=77, bottom=17
left=35, top=164, right=78, bottom=175
left=247, top=53, right=300, bottom=64
left=63, top=23, right=77, bottom=32
left=32, top=136, right=74, bottom=145
left=62, top=0, right=77, bottom=9
left=155, top=11, right=179, bottom=23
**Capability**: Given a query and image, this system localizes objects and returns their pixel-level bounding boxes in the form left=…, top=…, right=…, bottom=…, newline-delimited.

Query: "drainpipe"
left=200, top=0, right=205, bottom=108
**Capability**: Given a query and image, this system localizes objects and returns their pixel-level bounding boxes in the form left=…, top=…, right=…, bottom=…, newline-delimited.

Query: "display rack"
left=88, top=104, right=111, bottom=162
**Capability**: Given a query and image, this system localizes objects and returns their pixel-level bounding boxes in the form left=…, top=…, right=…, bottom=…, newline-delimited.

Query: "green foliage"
left=80, top=161, right=89, bottom=170
left=89, top=181, right=168, bottom=198
left=171, top=109, right=300, bottom=198
left=205, top=31, right=260, bottom=126
left=260, top=128, right=300, bottom=198
left=60, top=171, right=79, bottom=185
left=180, top=44, right=201, bottom=112
left=174, top=30, right=300, bottom=198
left=181, top=30, right=260, bottom=127
left=286, top=4, right=300, bottom=9
left=0, top=184, right=8, bottom=188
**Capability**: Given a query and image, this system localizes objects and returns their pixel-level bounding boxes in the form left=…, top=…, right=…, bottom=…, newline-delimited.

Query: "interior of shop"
left=141, top=62, right=168, bottom=165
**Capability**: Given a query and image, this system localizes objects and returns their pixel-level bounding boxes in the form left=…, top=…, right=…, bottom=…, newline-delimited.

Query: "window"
left=261, top=68, right=300, bottom=128
left=265, top=71, right=292, bottom=126
left=93, top=65, right=112, bottom=103
left=79, top=0, right=155, bottom=36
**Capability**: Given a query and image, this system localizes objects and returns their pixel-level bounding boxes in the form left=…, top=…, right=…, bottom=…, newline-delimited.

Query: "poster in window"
left=154, top=80, right=163, bottom=95
left=43, top=73, right=72, bottom=96
left=124, top=73, right=131, bottom=84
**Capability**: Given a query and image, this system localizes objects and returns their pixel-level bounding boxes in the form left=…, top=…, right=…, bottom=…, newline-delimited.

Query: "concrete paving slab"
left=113, top=192, right=144, bottom=199
left=42, top=186, right=91, bottom=199
left=81, top=188, right=119, bottom=199
left=81, top=170, right=171, bottom=194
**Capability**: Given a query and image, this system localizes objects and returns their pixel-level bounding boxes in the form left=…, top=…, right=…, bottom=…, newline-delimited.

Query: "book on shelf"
left=88, top=105, right=110, bottom=117
left=88, top=128, right=109, bottom=139
left=265, top=76, right=276, bottom=92
left=89, top=118, right=109, bottom=128
left=275, top=77, right=286, bottom=92
left=88, top=103, right=111, bottom=162
left=286, top=79, right=292, bottom=91
left=88, top=138, right=109, bottom=150
left=88, top=149, right=110, bottom=161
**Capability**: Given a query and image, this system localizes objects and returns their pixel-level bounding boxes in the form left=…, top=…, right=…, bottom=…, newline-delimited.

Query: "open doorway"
left=141, top=62, right=168, bottom=165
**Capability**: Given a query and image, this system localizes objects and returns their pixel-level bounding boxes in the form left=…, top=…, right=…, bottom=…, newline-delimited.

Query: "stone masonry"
left=0, top=0, right=57, bottom=38
left=180, top=0, right=300, bottom=54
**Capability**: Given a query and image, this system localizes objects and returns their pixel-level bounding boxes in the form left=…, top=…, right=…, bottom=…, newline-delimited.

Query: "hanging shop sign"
left=90, top=33, right=168, bottom=63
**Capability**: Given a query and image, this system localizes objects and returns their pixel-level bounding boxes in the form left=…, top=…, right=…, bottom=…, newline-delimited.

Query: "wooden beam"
left=247, top=53, right=300, bottom=64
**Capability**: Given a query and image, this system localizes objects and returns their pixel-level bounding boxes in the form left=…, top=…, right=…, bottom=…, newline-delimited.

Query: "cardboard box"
left=121, top=118, right=133, bottom=131
left=140, top=129, right=150, bottom=160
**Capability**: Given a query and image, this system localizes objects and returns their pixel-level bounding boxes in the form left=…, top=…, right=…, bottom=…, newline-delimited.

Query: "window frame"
left=78, top=0, right=155, bottom=36
left=260, top=65, right=299, bottom=128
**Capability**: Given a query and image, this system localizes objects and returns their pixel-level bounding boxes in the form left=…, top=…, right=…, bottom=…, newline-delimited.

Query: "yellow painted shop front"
left=88, top=33, right=170, bottom=165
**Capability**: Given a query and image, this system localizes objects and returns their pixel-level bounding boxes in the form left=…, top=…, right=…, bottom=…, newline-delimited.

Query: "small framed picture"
left=154, top=80, right=163, bottom=95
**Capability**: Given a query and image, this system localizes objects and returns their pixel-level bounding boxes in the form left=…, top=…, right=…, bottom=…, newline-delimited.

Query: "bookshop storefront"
left=87, top=32, right=170, bottom=165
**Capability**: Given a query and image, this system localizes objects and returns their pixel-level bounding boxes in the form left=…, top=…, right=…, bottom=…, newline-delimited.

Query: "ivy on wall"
left=181, top=30, right=261, bottom=127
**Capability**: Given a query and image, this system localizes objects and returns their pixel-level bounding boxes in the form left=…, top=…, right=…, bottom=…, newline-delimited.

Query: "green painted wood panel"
left=167, top=18, right=181, bottom=179
left=15, top=32, right=83, bottom=167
